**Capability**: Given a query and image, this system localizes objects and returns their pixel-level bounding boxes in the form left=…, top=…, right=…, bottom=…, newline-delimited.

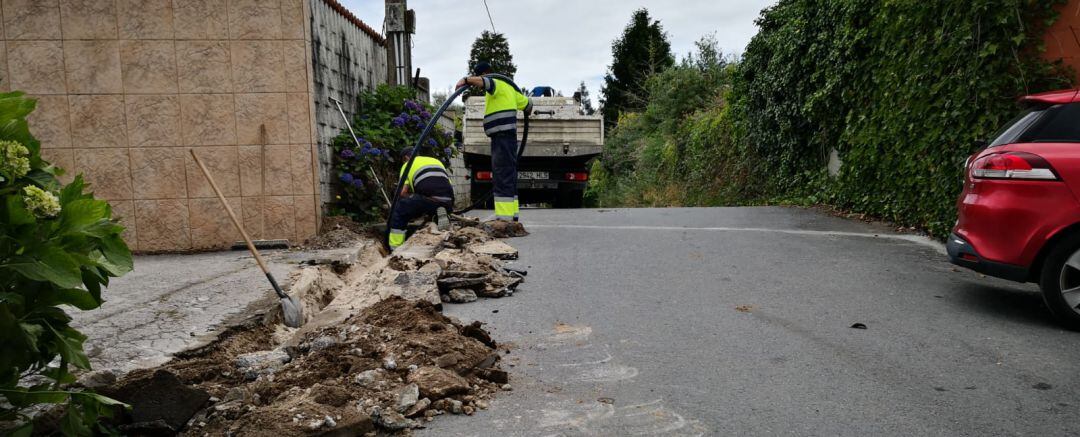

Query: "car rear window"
left=1019, top=103, right=1080, bottom=143
left=989, top=108, right=1044, bottom=147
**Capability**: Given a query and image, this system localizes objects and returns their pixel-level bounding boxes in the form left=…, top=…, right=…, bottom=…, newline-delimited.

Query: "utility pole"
left=384, top=0, right=415, bottom=87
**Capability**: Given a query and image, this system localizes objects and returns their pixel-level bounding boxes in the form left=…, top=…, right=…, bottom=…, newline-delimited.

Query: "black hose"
left=384, top=75, right=531, bottom=250
left=384, top=85, right=470, bottom=251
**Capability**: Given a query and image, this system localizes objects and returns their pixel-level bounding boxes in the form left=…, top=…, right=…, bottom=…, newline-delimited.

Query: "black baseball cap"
left=472, top=61, right=493, bottom=76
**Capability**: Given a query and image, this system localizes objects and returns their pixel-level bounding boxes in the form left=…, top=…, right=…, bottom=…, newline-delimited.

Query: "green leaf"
left=58, top=199, right=109, bottom=237
left=49, top=325, right=91, bottom=370
left=72, top=392, right=129, bottom=409
left=95, top=236, right=132, bottom=277
left=60, top=405, right=92, bottom=437
left=17, top=323, right=43, bottom=353
left=5, top=195, right=35, bottom=225
left=5, top=247, right=83, bottom=289
left=0, top=388, right=69, bottom=407
left=24, top=169, right=59, bottom=191
left=9, top=422, right=32, bottom=437
left=40, top=288, right=101, bottom=311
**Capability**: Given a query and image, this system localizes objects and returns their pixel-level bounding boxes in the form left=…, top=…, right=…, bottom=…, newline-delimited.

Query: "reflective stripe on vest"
left=483, top=77, right=530, bottom=136
left=400, top=156, right=448, bottom=188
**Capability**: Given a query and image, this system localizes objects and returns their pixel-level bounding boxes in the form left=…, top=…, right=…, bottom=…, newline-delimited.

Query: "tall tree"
left=467, top=31, right=517, bottom=78
left=575, top=81, right=596, bottom=115
left=601, top=9, right=674, bottom=130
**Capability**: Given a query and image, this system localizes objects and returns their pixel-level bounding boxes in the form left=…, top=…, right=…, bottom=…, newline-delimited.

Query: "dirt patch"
left=301, top=216, right=380, bottom=250
left=480, top=220, right=529, bottom=238
left=107, top=298, right=505, bottom=436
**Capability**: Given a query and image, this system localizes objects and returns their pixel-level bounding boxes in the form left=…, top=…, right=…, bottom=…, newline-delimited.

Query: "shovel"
left=189, top=149, right=303, bottom=328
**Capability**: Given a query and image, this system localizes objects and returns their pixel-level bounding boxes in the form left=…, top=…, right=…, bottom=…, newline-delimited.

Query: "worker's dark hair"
left=472, top=61, right=493, bottom=76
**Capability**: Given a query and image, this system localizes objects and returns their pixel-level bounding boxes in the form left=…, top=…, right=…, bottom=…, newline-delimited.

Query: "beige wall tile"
left=291, top=144, right=314, bottom=195
left=3, top=0, right=61, bottom=40
left=263, top=195, right=294, bottom=241
left=7, top=41, right=66, bottom=94
left=293, top=195, right=315, bottom=242
left=231, top=40, right=284, bottom=93
left=282, top=39, right=307, bottom=93
left=120, top=40, right=178, bottom=94
left=73, top=148, right=132, bottom=200
left=70, top=95, right=127, bottom=148
left=176, top=40, right=232, bottom=93
left=135, top=199, right=190, bottom=251
left=241, top=196, right=263, bottom=239
left=38, top=147, right=73, bottom=183
left=125, top=94, right=180, bottom=148
left=237, top=145, right=263, bottom=196
left=263, top=144, right=292, bottom=196
left=110, top=199, right=136, bottom=247
left=64, top=40, right=123, bottom=94
left=117, top=0, right=174, bottom=39
left=173, top=0, right=228, bottom=39
left=280, top=0, right=304, bottom=40
left=130, top=147, right=187, bottom=199
left=189, top=197, right=240, bottom=249
left=186, top=146, right=239, bottom=198
left=235, top=93, right=287, bottom=145
left=179, top=94, right=236, bottom=146
left=286, top=92, right=311, bottom=144
left=60, top=0, right=118, bottom=39
left=28, top=95, right=71, bottom=149
left=228, top=0, right=281, bottom=40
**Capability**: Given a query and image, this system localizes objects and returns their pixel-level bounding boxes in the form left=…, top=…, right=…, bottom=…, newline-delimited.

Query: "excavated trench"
left=86, top=219, right=529, bottom=436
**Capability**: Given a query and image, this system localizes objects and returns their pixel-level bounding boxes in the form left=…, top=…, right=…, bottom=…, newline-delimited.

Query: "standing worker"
left=456, top=61, right=532, bottom=221
left=389, top=148, right=453, bottom=251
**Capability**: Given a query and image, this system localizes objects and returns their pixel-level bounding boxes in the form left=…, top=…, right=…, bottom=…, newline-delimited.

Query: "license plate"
left=518, top=171, right=549, bottom=180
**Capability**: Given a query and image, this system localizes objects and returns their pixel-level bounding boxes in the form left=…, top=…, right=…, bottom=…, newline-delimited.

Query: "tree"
left=467, top=31, right=517, bottom=78
left=601, top=8, right=674, bottom=130
left=575, top=82, right=596, bottom=115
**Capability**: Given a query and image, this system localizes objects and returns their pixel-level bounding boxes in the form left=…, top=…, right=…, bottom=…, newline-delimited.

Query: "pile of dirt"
left=480, top=220, right=529, bottom=238
left=107, top=298, right=507, bottom=436
left=302, top=216, right=377, bottom=250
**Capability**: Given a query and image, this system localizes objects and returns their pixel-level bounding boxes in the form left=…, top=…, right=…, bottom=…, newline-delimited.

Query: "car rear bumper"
left=947, top=233, right=1029, bottom=282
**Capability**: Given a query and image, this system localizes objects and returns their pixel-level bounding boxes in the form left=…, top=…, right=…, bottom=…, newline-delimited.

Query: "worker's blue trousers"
left=491, top=131, right=519, bottom=221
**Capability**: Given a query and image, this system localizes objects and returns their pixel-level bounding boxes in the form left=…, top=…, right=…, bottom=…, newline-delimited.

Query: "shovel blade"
left=281, top=296, right=303, bottom=328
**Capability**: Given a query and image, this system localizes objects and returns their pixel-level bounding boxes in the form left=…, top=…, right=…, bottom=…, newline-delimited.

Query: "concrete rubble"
left=83, top=219, right=527, bottom=436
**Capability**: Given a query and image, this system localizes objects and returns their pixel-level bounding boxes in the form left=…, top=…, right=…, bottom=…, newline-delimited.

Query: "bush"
left=0, top=92, right=132, bottom=435
left=330, top=86, right=456, bottom=222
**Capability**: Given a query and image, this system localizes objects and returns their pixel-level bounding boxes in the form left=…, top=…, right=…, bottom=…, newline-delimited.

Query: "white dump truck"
left=461, top=91, right=603, bottom=208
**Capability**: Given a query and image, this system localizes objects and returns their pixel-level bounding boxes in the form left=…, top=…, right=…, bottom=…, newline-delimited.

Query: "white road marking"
left=525, top=223, right=946, bottom=255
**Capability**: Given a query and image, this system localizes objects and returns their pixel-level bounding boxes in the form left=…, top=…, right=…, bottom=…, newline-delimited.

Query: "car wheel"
left=1039, top=233, right=1080, bottom=330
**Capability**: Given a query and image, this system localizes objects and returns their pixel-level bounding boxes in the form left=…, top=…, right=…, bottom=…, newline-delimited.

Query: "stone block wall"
left=309, top=0, right=388, bottom=210
left=5, top=0, right=321, bottom=252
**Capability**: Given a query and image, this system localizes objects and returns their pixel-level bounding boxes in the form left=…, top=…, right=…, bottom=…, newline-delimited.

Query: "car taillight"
left=565, top=172, right=588, bottom=181
left=970, top=152, right=1058, bottom=180
left=475, top=171, right=492, bottom=181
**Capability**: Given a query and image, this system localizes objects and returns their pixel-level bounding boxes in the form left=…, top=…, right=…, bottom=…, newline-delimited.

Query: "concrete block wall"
left=309, top=0, right=388, bottom=211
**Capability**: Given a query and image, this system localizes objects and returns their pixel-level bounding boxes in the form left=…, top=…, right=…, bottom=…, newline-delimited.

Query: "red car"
left=949, top=88, right=1080, bottom=329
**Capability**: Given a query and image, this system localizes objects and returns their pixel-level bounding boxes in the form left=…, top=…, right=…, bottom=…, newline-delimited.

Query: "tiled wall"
left=5, top=0, right=320, bottom=252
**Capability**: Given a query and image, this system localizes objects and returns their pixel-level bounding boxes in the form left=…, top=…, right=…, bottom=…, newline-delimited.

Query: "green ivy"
left=0, top=92, right=132, bottom=435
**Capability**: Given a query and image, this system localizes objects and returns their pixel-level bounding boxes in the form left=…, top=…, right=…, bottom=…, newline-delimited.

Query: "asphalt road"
left=425, top=207, right=1080, bottom=436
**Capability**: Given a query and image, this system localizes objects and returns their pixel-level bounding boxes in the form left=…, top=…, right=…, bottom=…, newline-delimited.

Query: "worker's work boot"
left=435, top=207, right=450, bottom=231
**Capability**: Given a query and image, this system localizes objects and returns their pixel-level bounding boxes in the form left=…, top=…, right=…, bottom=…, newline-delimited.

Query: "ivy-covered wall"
left=731, top=0, right=1076, bottom=237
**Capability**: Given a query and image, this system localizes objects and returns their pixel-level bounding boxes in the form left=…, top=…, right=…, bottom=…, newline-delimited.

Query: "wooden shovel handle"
left=189, top=149, right=270, bottom=274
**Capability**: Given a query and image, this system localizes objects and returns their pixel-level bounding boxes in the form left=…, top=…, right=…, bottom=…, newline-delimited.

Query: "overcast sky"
left=339, top=0, right=777, bottom=104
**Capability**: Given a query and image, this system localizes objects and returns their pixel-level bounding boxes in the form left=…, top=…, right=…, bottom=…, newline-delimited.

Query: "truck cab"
left=461, top=88, right=603, bottom=208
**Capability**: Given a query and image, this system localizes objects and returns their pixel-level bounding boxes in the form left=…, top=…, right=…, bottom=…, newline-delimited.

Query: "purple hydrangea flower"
left=367, top=148, right=382, bottom=156
left=404, top=100, right=421, bottom=112
left=351, top=178, right=364, bottom=188
left=420, top=110, right=431, bottom=120
left=409, top=115, right=421, bottom=124
left=444, top=147, right=452, bottom=157
left=391, top=117, right=405, bottom=127
left=339, top=173, right=354, bottom=184
left=340, top=149, right=356, bottom=159
left=426, top=138, right=437, bottom=147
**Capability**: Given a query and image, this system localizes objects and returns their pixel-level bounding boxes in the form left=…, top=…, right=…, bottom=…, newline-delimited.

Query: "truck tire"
left=554, top=190, right=584, bottom=209
left=1039, top=232, right=1080, bottom=331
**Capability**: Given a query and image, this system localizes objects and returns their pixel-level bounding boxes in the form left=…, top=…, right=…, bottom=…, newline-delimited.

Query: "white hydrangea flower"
left=1, top=140, right=30, bottom=181
left=23, top=185, right=61, bottom=218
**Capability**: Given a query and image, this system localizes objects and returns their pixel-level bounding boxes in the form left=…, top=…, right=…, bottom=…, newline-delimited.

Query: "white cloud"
left=337, top=0, right=777, bottom=104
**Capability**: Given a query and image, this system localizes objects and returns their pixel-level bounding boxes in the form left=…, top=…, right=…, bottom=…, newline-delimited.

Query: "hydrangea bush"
left=0, top=92, right=132, bottom=435
left=331, top=85, right=456, bottom=221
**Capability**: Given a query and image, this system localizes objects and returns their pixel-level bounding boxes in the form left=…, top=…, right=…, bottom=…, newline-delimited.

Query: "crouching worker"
left=389, top=148, right=454, bottom=251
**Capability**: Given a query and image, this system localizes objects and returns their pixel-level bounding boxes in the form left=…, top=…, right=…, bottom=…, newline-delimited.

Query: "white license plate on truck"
left=518, top=171, right=549, bottom=180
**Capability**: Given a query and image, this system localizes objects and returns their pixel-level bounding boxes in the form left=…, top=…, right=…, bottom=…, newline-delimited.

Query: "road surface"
left=427, top=207, right=1080, bottom=436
